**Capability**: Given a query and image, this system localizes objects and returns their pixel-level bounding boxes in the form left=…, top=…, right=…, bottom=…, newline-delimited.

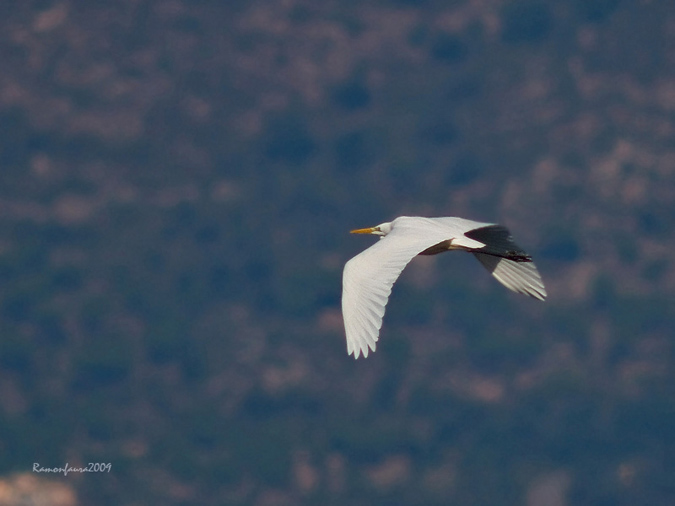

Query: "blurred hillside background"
left=0, top=0, right=674, bottom=505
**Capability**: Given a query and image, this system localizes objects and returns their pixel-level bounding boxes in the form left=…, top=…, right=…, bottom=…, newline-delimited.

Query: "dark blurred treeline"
left=0, top=1, right=674, bottom=505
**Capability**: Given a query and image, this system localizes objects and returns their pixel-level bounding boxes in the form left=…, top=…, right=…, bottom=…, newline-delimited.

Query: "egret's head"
left=350, top=222, right=392, bottom=236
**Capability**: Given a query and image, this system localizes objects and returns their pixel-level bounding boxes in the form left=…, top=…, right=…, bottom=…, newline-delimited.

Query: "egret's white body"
left=342, top=216, right=546, bottom=359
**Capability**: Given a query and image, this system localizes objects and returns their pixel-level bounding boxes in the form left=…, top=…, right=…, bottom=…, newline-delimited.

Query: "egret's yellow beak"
left=350, top=227, right=377, bottom=234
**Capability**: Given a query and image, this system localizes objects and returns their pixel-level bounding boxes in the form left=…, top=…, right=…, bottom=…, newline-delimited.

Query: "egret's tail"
left=465, top=225, right=532, bottom=262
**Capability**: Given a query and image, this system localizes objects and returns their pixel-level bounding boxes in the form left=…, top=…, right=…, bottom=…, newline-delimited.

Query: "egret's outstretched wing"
left=342, top=237, right=426, bottom=359
left=341, top=218, right=480, bottom=359
left=464, top=223, right=547, bottom=300
left=473, top=253, right=547, bottom=300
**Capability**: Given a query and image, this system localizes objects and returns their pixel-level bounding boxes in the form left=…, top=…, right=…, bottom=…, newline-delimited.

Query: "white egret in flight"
left=342, top=216, right=546, bottom=359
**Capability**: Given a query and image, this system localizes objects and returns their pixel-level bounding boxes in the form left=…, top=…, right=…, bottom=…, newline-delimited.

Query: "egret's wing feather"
left=473, top=253, right=547, bottom=301
left=424, top=217, right=493, bottom=249
left=342, top=219, right=457, bottom=359
left=342, top=240, right=422, bottom=359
